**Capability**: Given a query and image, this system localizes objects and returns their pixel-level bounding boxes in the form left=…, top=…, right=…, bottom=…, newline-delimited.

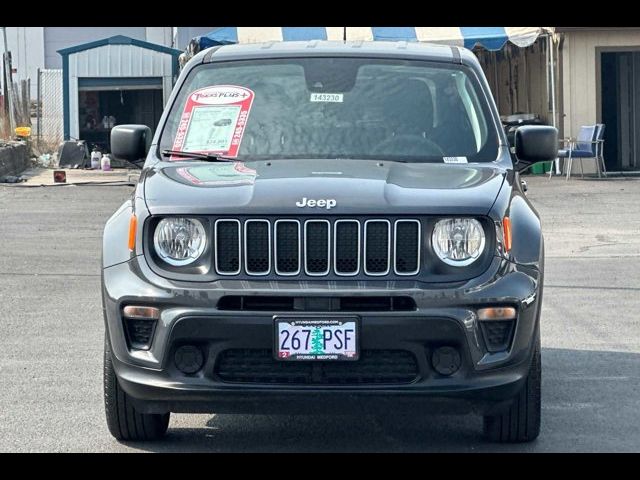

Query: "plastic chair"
left=556, top=125, right=599, bottom=180
left=595, top=123, right=607, bottom=177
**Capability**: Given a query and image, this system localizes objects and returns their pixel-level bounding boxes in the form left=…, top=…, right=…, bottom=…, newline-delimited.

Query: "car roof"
left=192, top=40, right=477, bottom=66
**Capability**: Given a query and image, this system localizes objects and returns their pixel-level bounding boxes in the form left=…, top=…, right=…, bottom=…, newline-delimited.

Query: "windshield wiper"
left=161, top=149, right=241, bottom=162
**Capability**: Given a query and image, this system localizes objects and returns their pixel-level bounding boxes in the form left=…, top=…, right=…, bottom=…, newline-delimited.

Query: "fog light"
left=431, top=346, right=461, bottom=376
left=122, top=306, right=159, bottom=350
left=477, top=306, right=517, bottom=353
left=175, top=345, right=204, bottom=374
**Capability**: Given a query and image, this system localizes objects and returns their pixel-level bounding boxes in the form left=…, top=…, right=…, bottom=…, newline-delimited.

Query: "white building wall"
left=3, top=27, right=45, bottom=98
left=67, top=44, right=175, bottom=139
left=145, top=27, right=174, bottom=48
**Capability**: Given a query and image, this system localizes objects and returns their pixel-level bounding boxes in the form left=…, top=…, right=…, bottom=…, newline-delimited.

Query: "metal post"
left=2, top=26, right=15, bottom=134
left=549, top=33, right=560, bottom=175
left=523, top=44, right=530, bottom=113
left=21, top=78, right=29, bottom=126
left=36, top=67, right=41, bottom=147
left=493, top=50, right=500, bottom=108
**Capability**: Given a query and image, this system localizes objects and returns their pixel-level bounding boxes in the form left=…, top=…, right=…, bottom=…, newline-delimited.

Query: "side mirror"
left=111, top=125, right=152, bottom=163
left=514, top=125, right=558, bottom=171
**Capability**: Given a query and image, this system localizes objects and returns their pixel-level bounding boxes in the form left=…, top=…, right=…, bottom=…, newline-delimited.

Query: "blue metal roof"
left=57, top=35, right=182, bottom=57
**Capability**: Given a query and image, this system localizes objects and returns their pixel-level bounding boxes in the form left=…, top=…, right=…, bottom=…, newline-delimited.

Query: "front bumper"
left=102, top=255, right=542, bottom=415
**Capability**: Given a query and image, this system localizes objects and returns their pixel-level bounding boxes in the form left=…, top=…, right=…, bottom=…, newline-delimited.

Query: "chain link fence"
left=36, top=68, right=63, bottom=152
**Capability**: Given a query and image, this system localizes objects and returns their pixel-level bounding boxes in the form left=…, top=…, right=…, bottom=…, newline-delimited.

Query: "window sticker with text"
left=171, top=85, right=255, bottom=159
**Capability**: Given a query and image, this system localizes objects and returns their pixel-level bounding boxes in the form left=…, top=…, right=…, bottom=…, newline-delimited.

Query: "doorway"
left=601, top=51, right=640, bottom=171
left=77, top=82, right=163, bottom=153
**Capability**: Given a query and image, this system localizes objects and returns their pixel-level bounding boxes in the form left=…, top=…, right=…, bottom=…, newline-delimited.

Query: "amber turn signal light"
left=122, top=306, right=160, bottom=320
left=128, top=214, right=137, bottom=252
left=477, top=307, right=517, bottom=321
left=502, top=217, right=512, bottom=252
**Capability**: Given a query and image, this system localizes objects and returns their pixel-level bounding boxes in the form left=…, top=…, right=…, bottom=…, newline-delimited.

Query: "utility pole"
left=2, top=26, right=16, bottom=134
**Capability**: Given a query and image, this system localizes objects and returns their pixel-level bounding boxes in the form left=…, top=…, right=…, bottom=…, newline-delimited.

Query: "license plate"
left=274, top=317, right=359, bottom=361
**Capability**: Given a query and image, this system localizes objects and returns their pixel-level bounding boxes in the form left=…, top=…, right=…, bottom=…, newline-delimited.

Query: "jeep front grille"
left=214, top=218, right=422, bottom=277
left=244, top=220, right=270, bottom=274
left=274, top=220, right=300, bottom=275
left=334, top=220, right=360, bottom=275
left=364, top=220, right=391, bottom=275
left=215, top=220, right=241, bottom=274
left=394, top=220, right=421, bottom=275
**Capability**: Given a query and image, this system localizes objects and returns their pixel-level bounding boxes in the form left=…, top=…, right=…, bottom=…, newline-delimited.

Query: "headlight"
left=153, top=217, right=207, bottom=266
left=432, top=218, right=485, bottom=266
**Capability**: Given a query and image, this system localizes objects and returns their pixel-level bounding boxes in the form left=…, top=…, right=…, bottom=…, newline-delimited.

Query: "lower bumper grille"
left=217, top=295, right=416, bottom=312
left=215, top=349, right=419, bottom=385
left=124, top=318, right=156, bottom=350
left=479, top=320, right=516, bottom=352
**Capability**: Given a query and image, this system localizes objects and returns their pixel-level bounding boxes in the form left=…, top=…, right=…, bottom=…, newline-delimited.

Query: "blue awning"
left=192, top=27, right=546, bottom=52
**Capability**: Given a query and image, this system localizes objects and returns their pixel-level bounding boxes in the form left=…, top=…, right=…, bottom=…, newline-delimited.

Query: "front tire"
left=483, top=332, right=541, bottom=443
left=103, top=335, right=170, bottom=441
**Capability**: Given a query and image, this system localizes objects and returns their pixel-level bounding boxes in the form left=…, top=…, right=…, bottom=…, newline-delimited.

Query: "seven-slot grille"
left=214, top=218, right=421, bottom=277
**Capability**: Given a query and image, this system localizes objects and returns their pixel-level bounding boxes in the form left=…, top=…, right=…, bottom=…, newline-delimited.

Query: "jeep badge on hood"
left=296, top=198, right=337, bottom=209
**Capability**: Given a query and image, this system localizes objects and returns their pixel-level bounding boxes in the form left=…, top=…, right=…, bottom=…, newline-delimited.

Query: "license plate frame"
left=273, top=315, right=360, bottom=361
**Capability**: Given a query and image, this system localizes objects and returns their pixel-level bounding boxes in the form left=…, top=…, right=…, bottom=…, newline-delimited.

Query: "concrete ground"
left=0, top=174, right=638, bottom=452
left=18, top=166, right=140, bottom=186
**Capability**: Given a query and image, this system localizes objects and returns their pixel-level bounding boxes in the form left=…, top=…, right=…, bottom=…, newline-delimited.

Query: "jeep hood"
left=143, top=159, right=506, bottom=216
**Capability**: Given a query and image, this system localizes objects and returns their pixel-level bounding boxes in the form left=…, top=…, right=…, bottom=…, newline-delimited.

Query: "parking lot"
left=0, top=174, right=639, bottom=452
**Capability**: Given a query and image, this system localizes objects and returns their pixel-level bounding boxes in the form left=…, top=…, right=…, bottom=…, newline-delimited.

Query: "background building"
left=5, top=26, right=640, bottom=173
left=58, top=36, right=181, bottom=148
left=2, top=27, right=173, bottom=98
left=556, top=27, right=640, bottom=172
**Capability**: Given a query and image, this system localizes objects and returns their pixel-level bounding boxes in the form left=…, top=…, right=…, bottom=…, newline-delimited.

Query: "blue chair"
left=595, top=123, right=607, bottom=177
left=556, top=125, right=600, bottom=180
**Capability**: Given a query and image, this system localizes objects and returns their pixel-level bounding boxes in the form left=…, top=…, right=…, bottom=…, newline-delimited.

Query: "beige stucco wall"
left=560, top=28, right=640, bottom=173
left=561, top=29, right=640, bottom=136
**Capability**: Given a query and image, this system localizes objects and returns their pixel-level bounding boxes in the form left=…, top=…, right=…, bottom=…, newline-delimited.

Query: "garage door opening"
left=601, top=51, right=640, bottom=172
left=77, top=78, right=164, bottom=153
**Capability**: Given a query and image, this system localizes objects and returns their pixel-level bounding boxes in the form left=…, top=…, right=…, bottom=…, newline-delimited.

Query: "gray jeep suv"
left=102, top=40, right=557, bottom=443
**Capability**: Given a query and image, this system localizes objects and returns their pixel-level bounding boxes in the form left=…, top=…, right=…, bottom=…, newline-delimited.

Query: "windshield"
left=160, top=57, right=499, bottom=163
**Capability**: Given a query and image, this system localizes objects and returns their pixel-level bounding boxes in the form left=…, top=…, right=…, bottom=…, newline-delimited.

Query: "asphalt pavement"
left=0, top=174, right=638, bottom=452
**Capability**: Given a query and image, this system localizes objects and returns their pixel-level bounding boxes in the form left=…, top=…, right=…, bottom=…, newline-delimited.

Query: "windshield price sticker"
left=310, top=93, right=344, bottom=103
left=171, top=85, right=255, bottom=159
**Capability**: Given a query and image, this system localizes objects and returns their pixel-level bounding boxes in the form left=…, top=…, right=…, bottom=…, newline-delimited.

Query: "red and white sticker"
left=171, top=85, right=255, bottom=159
